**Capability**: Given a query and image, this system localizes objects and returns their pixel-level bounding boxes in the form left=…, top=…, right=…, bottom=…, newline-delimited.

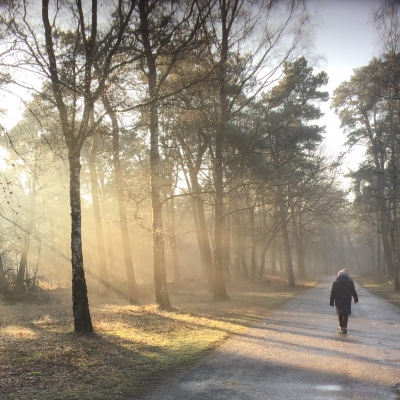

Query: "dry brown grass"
left=356, top=275, right=400, bottom=308
left=0, top=275, right=316, bottom=400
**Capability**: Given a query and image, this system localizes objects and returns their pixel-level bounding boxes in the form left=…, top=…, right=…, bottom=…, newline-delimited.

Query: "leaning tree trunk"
left=69, top=153, right=93, bottom=333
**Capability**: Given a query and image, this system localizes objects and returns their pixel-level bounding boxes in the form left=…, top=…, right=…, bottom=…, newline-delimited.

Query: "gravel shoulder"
left=144, top=276, right=400, bottom=400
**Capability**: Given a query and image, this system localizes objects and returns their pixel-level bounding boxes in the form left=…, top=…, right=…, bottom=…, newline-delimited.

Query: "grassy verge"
left=355, top=275, right=400, bottom=308
left=0, top=276, right=315, bottom=400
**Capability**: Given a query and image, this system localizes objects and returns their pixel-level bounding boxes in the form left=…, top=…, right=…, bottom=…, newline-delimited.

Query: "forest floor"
left=0, top=275, right=315, bottom=400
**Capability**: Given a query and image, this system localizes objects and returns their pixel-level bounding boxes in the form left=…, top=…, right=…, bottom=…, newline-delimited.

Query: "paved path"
left=145, top=276, right=400, bottom=400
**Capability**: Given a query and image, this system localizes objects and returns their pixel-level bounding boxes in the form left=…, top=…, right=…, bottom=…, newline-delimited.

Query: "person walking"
left=330, top=270, right=358, bottom=334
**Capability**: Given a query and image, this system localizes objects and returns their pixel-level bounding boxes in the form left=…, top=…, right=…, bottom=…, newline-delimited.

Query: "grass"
left=355, top=275, right=400, bottom=308
left=0, top=276, right=316, bottom=400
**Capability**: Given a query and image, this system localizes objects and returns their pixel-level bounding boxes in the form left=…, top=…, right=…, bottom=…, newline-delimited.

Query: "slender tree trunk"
left=69, top=153, right=93, bottom=333
left=103, top=97, right=139, bottom=304
left=259, top=245, right=268, bottom=280
left=237, top=218, right=248, bottom=277
left=222, top=214, right=231, bottom=282
left=250, top=207, right=257, bottom=280
left=168, top=195, right=181, bottom=283
left=88, top=133, right=109, bottom=291
left=32, top=237, right=42, bottom=292
left=233, top=216, right=241, bottom=276
left=391, top=207, right=400, bottom=290
left=377, top=231, right=382, bottom=273
left=15, top=220, right=34, bottom=293
left=378, top=176, right=394, bottom=277
left=212, top=1, right=230, bottom=300
left=338, top=224, right=347, bottom=269
left=192, top=176, right=214, bottom=286
left=182, top=169, right=207, bottom=279
left=278, top=198, right=295, bottom=287
left=271, top=237, right=277, bottom=275
left=345, top=232, right=361, bottom=270
left=322, top=235, right=329, bottom=274
left=15, top=179, right=36, bottom=293
left=139, top=0, right=171, bottom=309
left=0, top=253, right=8, bottom=291
left=389, top=137, right=400, bottom=290
left=292, top=211, right=306, bottom=279
left=258, top=232, right=278, bottom=280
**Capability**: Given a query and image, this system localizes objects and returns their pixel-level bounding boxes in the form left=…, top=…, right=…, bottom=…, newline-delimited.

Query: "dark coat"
left=330, top=274, right=358, bottom=315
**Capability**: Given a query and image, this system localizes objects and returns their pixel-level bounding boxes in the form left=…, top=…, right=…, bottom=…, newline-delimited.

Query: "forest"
left=0, top=0, right=399, bottom=338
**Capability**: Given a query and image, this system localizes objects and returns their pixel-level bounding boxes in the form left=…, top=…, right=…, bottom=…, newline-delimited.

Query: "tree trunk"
left=258, top=232, right=278, bottom=280
left=222, top=213, right=231, bottom=282
left=338, top=224, right=347, bottom=269
left=139, top=0, right=171, bottom=309
left=277, top=238, right=284, bottom=275
left=0, top=253, right=8, bottom=291
left=250, top=207, right=257, bottom=280
left=69, top=153, right=93, bottom=333
left=233, top=215, right=241, bottom=276
left=103, top=97, right=139, bottom=304
left=15, top=220, right=34, bottom=293
left=377, top=232, right=382, bottom=273
left=378, top=171, right=394, bottom=277
left=189, top=171, right=214, bottom=286
left=322, top=235, right=329, bottom=274
left=278, top=198, right=295, bottom=287
left=88, top=133, right=109, bottom=291
left=168, top=195, right=181, bottom=283
left=259, top=244, right=268, bottom=280
left=292, top=211, right=306, bottom=279
left=15, top=179, right=36, bottom=293
left=345, top=232, right=361, bottom=270
left=271, top=237, right=277, bottom=275
left=182, top=169, right=208, bottom=279
left=237, top=218, right=248, bottom=277
left=389, top=137, right=400, bottom=290
left=212, top=1, right=230, bottom=300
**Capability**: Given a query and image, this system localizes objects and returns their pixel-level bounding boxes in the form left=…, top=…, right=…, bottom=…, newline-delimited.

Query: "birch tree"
left=11, top=0, right=136, bottom=332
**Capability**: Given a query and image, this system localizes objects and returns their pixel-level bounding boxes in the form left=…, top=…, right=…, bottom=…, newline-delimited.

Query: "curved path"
left=145, top=276, right=400, bottom=400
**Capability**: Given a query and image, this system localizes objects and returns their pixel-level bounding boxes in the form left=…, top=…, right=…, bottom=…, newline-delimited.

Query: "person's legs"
left=338, top=314, right=348, bottom=332
left=338, top=314, right=343, bottom=330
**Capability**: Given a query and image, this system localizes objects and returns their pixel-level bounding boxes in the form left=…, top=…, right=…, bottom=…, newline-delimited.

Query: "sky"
left=309, top=0, right=383, bottom=174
